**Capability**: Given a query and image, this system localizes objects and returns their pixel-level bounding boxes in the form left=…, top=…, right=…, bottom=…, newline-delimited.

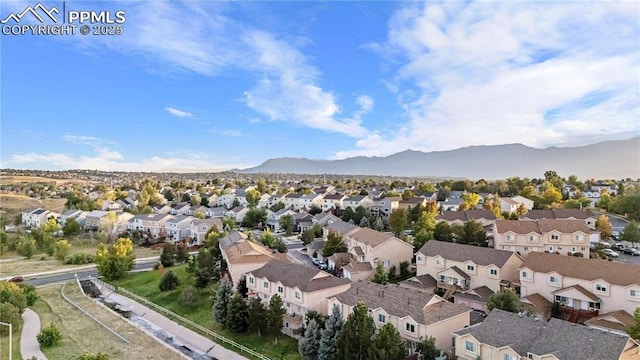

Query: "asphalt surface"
left=593, top=211, right=629, bottom=234
left=25, top=259, right=158, bottom=287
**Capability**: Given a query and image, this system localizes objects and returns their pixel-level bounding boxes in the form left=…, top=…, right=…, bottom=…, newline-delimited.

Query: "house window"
left=378, top=314, right=386, bottom=323
left=504, top=354, right=514, bottom=360
left=277, top=286, right=284, bottom=294
left=467, top=265, right=475, bottom=271
left=405, top=323, right=415, bottom=333
left=436, top=259, right=442, bottom=265
left=630, top=290, right=640, bottom=298
left=417, top=256, right=423, bottom=262
left=529, top=235, right=535, bottom=242
left=549, top=276, right=558, bottom=284
left=551, top=234, right=559, bottom=240
left=589, top=302, right=601, bottom=310
left=521, top=271, right=528, bottom=279
left=249, top=277, right=254, bottom=284
left=490, top=269, right=498, bottom=276
left=295, top=292, right=301, bottom=299
left=596, top=284, right=607, bottom=292
left=506, top=235, right=512, bottom=241
left=263, top=281, right=269, bottom=289
left=465, top=341, right=476, bottom=353
left=440, top=275, right=446, bottom=282
left=548, top=246, right=554, bottom=252
left=555, top=295, right=568, bottom=304
left=575, top=235, right=582, bottom=241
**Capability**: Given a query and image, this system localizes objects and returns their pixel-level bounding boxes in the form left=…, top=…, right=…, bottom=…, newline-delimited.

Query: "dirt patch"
left=0, top=176, right=93, bottom=185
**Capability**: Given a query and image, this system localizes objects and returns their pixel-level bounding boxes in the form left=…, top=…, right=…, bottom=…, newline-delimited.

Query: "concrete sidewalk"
left=21, top=308, right=48, bottom=360
left=94, top=282, right=249, bottom=360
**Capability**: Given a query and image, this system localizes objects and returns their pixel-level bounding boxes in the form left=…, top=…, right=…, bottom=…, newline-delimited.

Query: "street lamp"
left=0, top=321, right=12, bottom=360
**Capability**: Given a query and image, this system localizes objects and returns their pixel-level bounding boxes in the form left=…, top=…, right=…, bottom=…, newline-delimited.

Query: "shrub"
left=64, top=253, right=94, bottom=265
left=178, top=286, right=198, bottom=307
left=37, top=323, right=63, bottom=347
left=79, top=352, right=110, bottom=360
left=17, top=238, right=36, bottom=259
left=159, top=270, right=179, bottom=292
left=0, top=303, right=22, bottom=335
left=18, top=283, right=39, bottom=306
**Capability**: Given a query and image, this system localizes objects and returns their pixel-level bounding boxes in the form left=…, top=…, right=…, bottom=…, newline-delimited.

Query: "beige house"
left=219, top=231, right=280, bottom=287
left=398, top=197, right=427, bottom=210
left=415, top=240, right=523, bottom=300
left=322, top=194, right=347, bottom=211
left=328, top=281, right=471, bottom=353
left=21, top=208, right=52, bottom=228
left=520, top=208, right=597, bottom=229
left=343, top=195, right=374, bottom=211
left=370, top=196, right=400, bottom=218
left=344, top=227, right=414, bottom=277
left=493, top=219, right=594, bottom=258
left=518, top=252, right=640, bottom=319
left=453, top=309, right=639, bottom=360
left=246, top=260, right=351, bottom=331
left=127, top=213, right=174, bottom=239
left=435, top=209, right=497, bottom=227
left=190, top=218, right=222, bottom=246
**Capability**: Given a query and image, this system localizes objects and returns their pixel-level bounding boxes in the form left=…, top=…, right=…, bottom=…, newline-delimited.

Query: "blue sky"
left=1, top=0, right=639, bottom=172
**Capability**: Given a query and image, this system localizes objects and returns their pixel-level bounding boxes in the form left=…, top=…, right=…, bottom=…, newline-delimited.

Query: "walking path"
left=94, top=282, right=249, bottom=360
left=21, top=308, right=48, bottom=360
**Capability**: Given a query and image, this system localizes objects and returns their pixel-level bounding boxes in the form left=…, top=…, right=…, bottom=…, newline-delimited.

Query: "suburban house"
left=21, top=208, right=51, bottom=228
left=293, top=212, right=314, bottom=232
left=435, top=209, right=497, bottom=227
left=511, top=195, right=534, bottom=210
left=206, top=206, right=227, bottom=219
left=84, top=210, right=111, bottom=230
left=343, top=227, right=414, bottom=277
left=216, top=193, right=237, bottom=208
left=399, top=197, right=427, bottom=211
left=225, top=206, right=250, bottom=223
left=322, top=194, right=347, bottom=211
left=518, top=252, right=640, bottom=320
left=101, top=200, right=122, bottom=211
left=283, top=193, right=303, bottom=210
left=59, top=209, right=83, bottom=226
left=219, top=231, right=281, bottom=287
left=190, top=218, right=223, bottom=246
left=323, top=219, right=360, bottom=238
left=246, top=260, right=351, bottom=331
left=499, top=197, right=521, bottom=213
left=343, top=195, right=374, bottom=212
left=165, top=215, right=193, bottom=241
left=298, top=194, right=323, bottom=211
left=328, top=281, right=471, bottom=353
left=438, top=197, right=464, bottom=212
left=313, top=212, right=342, bottom=226
left=127, top=213, right=174, bottom=239
left=170, top=202, right=191, bottom=216
left=267, top=195, right=286, bottom=209
left=370, top=196, right=400, bottom=218
left=152, top=204, right=172, bottom=214
left=453, top=308, right=639, bottom=360
left=493, top=219, right=594, bottom=258
left=415, top=241, right=523, bottom=301
left=265, top=209, right=297, bottom=232
left=519, top=208, right=597, bottom=229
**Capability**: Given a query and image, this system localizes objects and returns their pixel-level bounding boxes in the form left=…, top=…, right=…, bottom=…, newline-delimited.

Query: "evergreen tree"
left=298, top=319, right=321, bottom=360
left=226, top=293, right=250, bottom=333
left=248, top=297, right=267, bottom=336
left=322, top=231, right=347, bottom=258
left=370, top=323, right=406, bottom=360
left=372, top=262, right=389, bottom=284
left=158, top=270, right=179, bottom=292
left=337, top=302, right=375, bottom=360
left=359, top=216, right=370, bottom=228
left=319, top=305, right=344, bottom=360
left=237, top=276, right=248, bottom=298
left=213, top=275, right=234, bottom=327
left=486, top=288, right=521, bottom=313
left=266, top=294, right=286, bottom=336
left=416, top=336, right=441, bottom=360
left=175, top=242, right=189, bottom=263
left=159, top=242, right=176, bottom=267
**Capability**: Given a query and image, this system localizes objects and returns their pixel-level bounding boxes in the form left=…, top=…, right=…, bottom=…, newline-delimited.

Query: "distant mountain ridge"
left=239, top=137, right=640, bottom=179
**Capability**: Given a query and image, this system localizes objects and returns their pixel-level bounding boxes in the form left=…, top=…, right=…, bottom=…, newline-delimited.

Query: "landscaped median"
left=108, top=265, right=302, bottom=360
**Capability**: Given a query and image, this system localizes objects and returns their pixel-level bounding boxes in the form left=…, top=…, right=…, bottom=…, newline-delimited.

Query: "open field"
left=0, top=194, right=67, bottom=217
left=111, top=265, right=302, bottom=360
left=0, top=244, right=162, bottom=277
left=32, top=283, right=184, bottom=360
left=0, top=175, right=94, bottom=185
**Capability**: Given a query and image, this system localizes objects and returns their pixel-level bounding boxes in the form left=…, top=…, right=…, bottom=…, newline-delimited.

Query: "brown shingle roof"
left=495, top=219, right=590, bottom=234
left=522, top=209, right=594, bottom=220
left=223, top=241, right=274, bottom=264
left=584, top=310, right=635, bottom=333
left=398, top=274, right=437, bottom=291
left=521, top=252, right=640, bottom=287
left=332, top=281, right=470, bottom=326
left=437, top=210, right=497, bottom=222
left=454, top=286, right=495, bottom=302
left=418, top=240, right=518, bottom=267
left=350, top=228, right=396, bottom=248
left=249, top=260, right=351, bottom=292
left=553, top=284, right=600, bottom=302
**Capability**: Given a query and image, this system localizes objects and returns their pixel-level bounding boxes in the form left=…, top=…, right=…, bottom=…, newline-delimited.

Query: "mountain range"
left=239, top=137, right=640, bottom=180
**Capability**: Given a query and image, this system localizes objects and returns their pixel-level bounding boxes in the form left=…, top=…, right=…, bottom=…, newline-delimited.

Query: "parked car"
left=621, top=247, right=640, bottom=256
left=318, top=261, right=328, bottom=270
left=8, top=276, right=24, bottom=283
left=612, top=243, right=626, bottom=251
left=312, top=258, right=321, bottom=266
left=602, top=249, right=619, bottom=258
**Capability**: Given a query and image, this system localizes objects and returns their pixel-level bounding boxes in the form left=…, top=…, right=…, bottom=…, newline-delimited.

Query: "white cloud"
left=335, top=1, right=640, bottom=158
left=165, top=107, right=194, bottom=119
left=220, top=130, right=249, bottom=137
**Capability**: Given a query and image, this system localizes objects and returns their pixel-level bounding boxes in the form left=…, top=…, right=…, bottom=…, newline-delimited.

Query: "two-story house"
left=370, top=196, right=400, bottom=218
left=415, top=240, right=523, bottom=303
left=343, top=195, right=374, bottom=212
left=343, top=227, right=414, bottom=279
left=21, top=208, right=51, bottom=228
left=170, top=202, right=191, bottom=216
left=128, top=213, right=174, bottom=239
left=190, top=218, right=223, bottom=246
left=165, top=215, right=193, bottom=241
left=85, top=210, right=110, bottom=230
left=59, top=209, right=83, bottom=226
left=519, top=209, right=597, bottom=229
left=322, top=194, right=347, bottom=211
left=266, top=209, right=297, bottom=232
left=453, top=308, right=638, bottom=360
left=493, top=219, right=594, bottom=258
left=518, top=252, right=640, bottom=321
left=399, top=197, right=427, bottom=211
left=283, top=193, right=302, bottom=210
left=438, top=197, right=464, bottom=212
left=298, top=194, right=323, bottom=211
left=435, top=209, right=497, bottom=227
left=328, top=281, right=471, bottom=353
left=219, top=231, right=281, bottom=287
left=247, top=260, right=351, bottom=331
left=216, top=193, right=237, bottom=209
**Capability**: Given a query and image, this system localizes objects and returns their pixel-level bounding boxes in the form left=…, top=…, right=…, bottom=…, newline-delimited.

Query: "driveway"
left=21, top=308, right=48, bottom=360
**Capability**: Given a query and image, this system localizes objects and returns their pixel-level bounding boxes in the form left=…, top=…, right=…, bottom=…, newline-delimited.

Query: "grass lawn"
left=111, top=265, right=303, bottom=360
left=32, top=283, right=183, bottom=360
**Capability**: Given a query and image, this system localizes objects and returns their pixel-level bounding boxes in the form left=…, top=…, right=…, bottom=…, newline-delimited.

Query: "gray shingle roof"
left=521, top=209, right=594, bottom=220
left=495, top=219, right=591, bottom=234
left=326, top=220, right=360, bottom=235
left=249, top=260, right=350, bottom=292
left=418, top=240, right=517, bottom=267
left=437, top=209, right=497, bottom=222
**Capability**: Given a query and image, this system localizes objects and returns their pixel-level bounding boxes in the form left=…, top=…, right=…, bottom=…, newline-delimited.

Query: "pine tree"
left=266, top=294, right=286, bottom=336
left=298, top=319, right=321, bottom=360
left=416, top=336, right=441, bottom=360
left=319, top=305, right=344, bottom=360
left=372, top=262, right=388, bottom=284
left=369, top=323, right=406, bottom=360
left=226, top=293, right=249, bottom=333
left=337, top=302, right=375, bottom=360
left=213, top=275, right=234, bottom=327
left=248, top=297, right=267, bottom=336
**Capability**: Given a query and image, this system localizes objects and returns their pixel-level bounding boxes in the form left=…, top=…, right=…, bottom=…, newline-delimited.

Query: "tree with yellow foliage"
left=95, top=237, right=135, bottom=280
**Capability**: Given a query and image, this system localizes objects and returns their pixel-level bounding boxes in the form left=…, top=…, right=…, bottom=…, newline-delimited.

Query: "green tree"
left=319, top=305, right=344, bottom=360
left=245, top=189, right=262, bottom=208
left=412, top=204, right=438, bottom=237
left=0, top=303, right=22, bottom=335
left=175, top=243, right=189, bottom=263
left=279, top=214, right=295, bottom=236
left=371, top=263, right=388, bottom=285
left=190, top=194, right=201, bottom=207
left=158, top=270, right=179, bottom=292
left=454, top=220, right=487, bottom=246
left=413, top=230, right=432, bottom=252
left=486, top=288, right=521, bottom=313
left=194, top=248, right=218, bottom=288
left=341, top=207, right=356, bottom=223
left=54, top=239, right=71, bottom=261
left=301, top=224, right=323, bottom=245
left=163, top=189, right=175, bottom=202
left=299, top=319, right=321, bottom=360
left=242, top=208, right=268, bottom=228
left=416, top=336, right=441, bottom=360
left=37, top=323, right=63, bottom=347
left=434, top=221, right=454, bottom=242
left=322, top=231, right=347, bottom=258
left=388, top=209, right=408, bottom=237
left=266, top=294, right=286, bottom=336
left=248, top=297, right=267, bottom=336
left=62, top=217, right=82, bottom=236
left=95, top=237, right=136, bottom=280
left=226, top=293, right=250, bottom=333
left=213, top=275, right=234, bottom=327
left=200, top=196, right=209, bottom=207
left=541, top=187, right=563, bottom=208
left=595, top=214, right=612, bottom=239
left=17, top=237, right=36, bottom=259
left=627, top=307, right=640, bottom=340
left=370, top=323, right=406, bottom=360
left=79, top=352, right=110, bottom=360
left=353, top=206, right=368, bottom=225
left=621, top=221, right=640, bottom=247
left=337, top=302, right=375, bottom=360
left=160, top=242, right=176, bottom=267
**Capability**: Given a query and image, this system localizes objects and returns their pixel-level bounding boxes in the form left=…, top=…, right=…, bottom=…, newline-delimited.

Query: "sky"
left=1, top=0, right=639, bottom=172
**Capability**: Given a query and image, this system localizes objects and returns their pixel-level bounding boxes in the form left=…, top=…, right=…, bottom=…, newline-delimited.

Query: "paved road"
left=593, top=211, right=629, bottom=233
left=25, top=259, right=158, bottom=287
left=21, top=308, right=47, bottom=360
left=285, top=239, right=316, bottom=268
